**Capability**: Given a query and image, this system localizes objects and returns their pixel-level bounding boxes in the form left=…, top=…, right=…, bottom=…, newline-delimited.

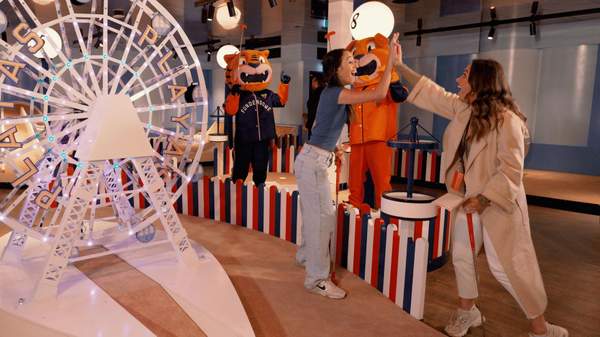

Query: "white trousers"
left=294, top=144, right=337, bottom=289
left=452, top=211, right=530, bottom=318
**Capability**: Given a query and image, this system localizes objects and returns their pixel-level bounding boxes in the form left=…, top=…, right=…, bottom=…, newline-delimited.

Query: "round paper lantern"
left=215, top=4, right=241, bottom=30
left=152, top=13, right=171, bottom=37
left=349, top=1, right=395, bottom=40
left=0, top=10, right=7, bottom=34
left=216, top=44, right=239, bottom=69
left=31, top=27, right=62, bottom=59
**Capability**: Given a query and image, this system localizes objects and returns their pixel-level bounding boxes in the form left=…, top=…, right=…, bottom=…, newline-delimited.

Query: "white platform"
left=0, top=230, right=255, bottom=337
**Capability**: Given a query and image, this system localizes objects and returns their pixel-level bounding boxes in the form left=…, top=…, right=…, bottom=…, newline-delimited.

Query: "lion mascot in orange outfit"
left=223, top=50, right=290, bottom=186
left=345, top=34, right=408, bottom=209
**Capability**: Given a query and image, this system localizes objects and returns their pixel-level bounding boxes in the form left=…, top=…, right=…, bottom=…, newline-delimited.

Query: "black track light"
left=487, top=26, right=496, bottom=40
left=207, top=50, right=212, bottom=62
left=529, top=1, right=539, bottom=36
left=416, top=18, right=422, bottom=47
left=529, top=22, right=537, bottom=36
left=268, top=0, right=277, bottom=8
left=207, top=3, right=215, bottom=21
left=490, top=6, right=497, bottom=20
left=201, top=5, right=208, bottom=23
left=227, top=1, right=236, bottom=17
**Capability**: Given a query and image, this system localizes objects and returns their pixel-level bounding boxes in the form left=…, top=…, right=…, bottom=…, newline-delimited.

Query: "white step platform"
left=0, top=229, right=254, bottom=337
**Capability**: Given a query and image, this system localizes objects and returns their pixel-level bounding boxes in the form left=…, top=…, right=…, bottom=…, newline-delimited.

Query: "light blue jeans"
left=294, top=144, right=337, bottom=289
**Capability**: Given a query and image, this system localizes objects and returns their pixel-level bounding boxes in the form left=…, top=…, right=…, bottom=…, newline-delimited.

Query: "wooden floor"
left=1, top=204, right=599, bottom=336
left=523, top=169, right=600, bottom=205
left=423, top=205, right=600, bottom=337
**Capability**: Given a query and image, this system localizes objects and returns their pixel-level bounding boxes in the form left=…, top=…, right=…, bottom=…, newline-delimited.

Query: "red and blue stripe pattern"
left=124, top=175, right=453, bottom=320
left=214, top=135, right=302, bottom=176
left=337, top=205, right=429, bottom=319
left=153, top=176, right=304, bottom=243
left=391, top=149, right=444, bottom=184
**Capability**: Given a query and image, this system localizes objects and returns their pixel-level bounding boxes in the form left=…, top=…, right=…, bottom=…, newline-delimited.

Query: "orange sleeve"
left=225, top=94, right=240, bottom=116
left=278, top=83, right=289, bottom=106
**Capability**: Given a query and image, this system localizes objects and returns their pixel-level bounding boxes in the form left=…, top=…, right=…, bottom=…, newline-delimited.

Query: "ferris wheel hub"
left=75, top=94, right=154, bottom=161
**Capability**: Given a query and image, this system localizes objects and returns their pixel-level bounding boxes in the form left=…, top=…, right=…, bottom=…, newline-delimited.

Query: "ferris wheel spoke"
left=65, top=4, right=102, bottom=96
left=1, top=112, right=88, bottom=128
left=0, top=41, right=93, bottom=106
left=129, top=64, right=195, bottom=102
left=136, top=101, right=206, bottom=114
left=8, top=1, right=97, bottom=101
left=118, top=28, right=179, bottom=95
left=0, top=84, right=88, bottom=111
left=8, top=0, right=43, bottom=26
left=106, top=5, right=138, bottom=58
left=109, top=0, right=148, bottom=95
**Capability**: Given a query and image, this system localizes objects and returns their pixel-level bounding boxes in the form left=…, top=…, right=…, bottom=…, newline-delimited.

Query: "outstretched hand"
left=281, top=72, right=291, bottom=84
left=390, top=33, right=403, bottom=66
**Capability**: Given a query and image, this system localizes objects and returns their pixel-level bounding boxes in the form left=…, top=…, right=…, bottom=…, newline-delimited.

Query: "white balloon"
left=349, top=1, right=395, bottom=40
left=216, top=44, right=240, bottom=69
left=152, top=14, right=171, bottom=37
left=31, top=27, right=63, bottom=59
left=0, top=10, right=7, bottom=34
left=215, top=5, right=241, bottom=30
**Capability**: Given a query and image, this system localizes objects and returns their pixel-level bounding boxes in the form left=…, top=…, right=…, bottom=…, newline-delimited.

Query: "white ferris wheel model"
left=0, top=0, right=208, bottom=300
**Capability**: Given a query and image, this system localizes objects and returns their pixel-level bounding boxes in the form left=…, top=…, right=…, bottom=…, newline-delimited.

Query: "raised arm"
left=338, top=33, right=400, bottom=105
left=395, top=45, right=469, bottom=120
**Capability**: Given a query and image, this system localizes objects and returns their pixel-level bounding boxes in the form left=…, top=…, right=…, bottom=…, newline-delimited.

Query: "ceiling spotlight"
left=530, top=1, right=539, bottom=36
left=201, top=5, right=208, bottom=23
left=529, top=22, right=537, bottom=36
left=207, top=3, right=215, bottom=21
left=207, top=51, right=212, bottom=62
left=268, top=0, right=278, bottom=8
left=487, top=26, right=496, bottom=40
left=416, top=18, right=422, bottom=47
left=227, top=1, right=236, bottom=17
left=490, top=6, right=497, bottom=20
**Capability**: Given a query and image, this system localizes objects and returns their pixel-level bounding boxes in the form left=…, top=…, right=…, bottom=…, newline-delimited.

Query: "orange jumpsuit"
left=348, top=83, right=407, bottom=209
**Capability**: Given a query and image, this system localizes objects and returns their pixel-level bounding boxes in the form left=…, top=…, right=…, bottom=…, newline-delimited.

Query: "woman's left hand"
left=462, top=196, right=488, bottom=214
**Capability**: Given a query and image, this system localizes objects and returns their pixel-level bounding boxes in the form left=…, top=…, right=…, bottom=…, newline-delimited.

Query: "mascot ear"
left=374, top=33, right=388, bottom=48
left=260, top=50, right=270, bottom=59
left=346, top=40, right=357, bottom=51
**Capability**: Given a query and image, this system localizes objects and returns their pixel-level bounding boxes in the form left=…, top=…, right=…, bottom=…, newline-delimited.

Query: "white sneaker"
left=529, top=323, right=569, bottom=337
left=444, top=306, right=484, bottom=337
left=309, top=280, right=346, bottom=299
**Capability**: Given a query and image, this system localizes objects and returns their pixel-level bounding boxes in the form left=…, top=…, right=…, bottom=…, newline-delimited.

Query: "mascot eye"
left=239, top=58, right=247, bottom=65
left=259, top=56, right=266, bottom=64
left=367, top=42, right=376, bottom=52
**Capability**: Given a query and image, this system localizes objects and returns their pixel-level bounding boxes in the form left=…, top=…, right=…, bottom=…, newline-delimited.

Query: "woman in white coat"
left=394, top=45, right=568, bottom=337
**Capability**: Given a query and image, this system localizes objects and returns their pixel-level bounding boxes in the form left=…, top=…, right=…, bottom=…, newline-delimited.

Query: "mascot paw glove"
left=280, top=72, right=291, bottom=84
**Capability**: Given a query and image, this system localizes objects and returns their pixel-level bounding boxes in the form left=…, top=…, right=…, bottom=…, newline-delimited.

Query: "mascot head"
left=345, top=33, right=399, bottom=88
left=224, top=50, right=273, bottom=92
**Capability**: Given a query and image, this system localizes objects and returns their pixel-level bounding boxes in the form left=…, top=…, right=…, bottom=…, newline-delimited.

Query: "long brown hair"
left=321, top=48, right=356, bottom=122
left=466, top=59, right=526, bottom=141
left=322, top=49, right=346, bottom=88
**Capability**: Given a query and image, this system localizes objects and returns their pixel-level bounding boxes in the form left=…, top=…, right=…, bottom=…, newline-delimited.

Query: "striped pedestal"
left=391, top=148, right=445, bottom=185
left=336, top=205, right=429, bottom=319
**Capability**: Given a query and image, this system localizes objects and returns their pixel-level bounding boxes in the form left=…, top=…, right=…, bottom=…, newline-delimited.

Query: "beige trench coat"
left=407, top=76, right=547, bottom=318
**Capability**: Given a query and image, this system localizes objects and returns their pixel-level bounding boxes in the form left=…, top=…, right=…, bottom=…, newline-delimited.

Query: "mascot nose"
left=354, top=54, right=364, bottom=61
left=249, top=63, right=260, bottom=69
